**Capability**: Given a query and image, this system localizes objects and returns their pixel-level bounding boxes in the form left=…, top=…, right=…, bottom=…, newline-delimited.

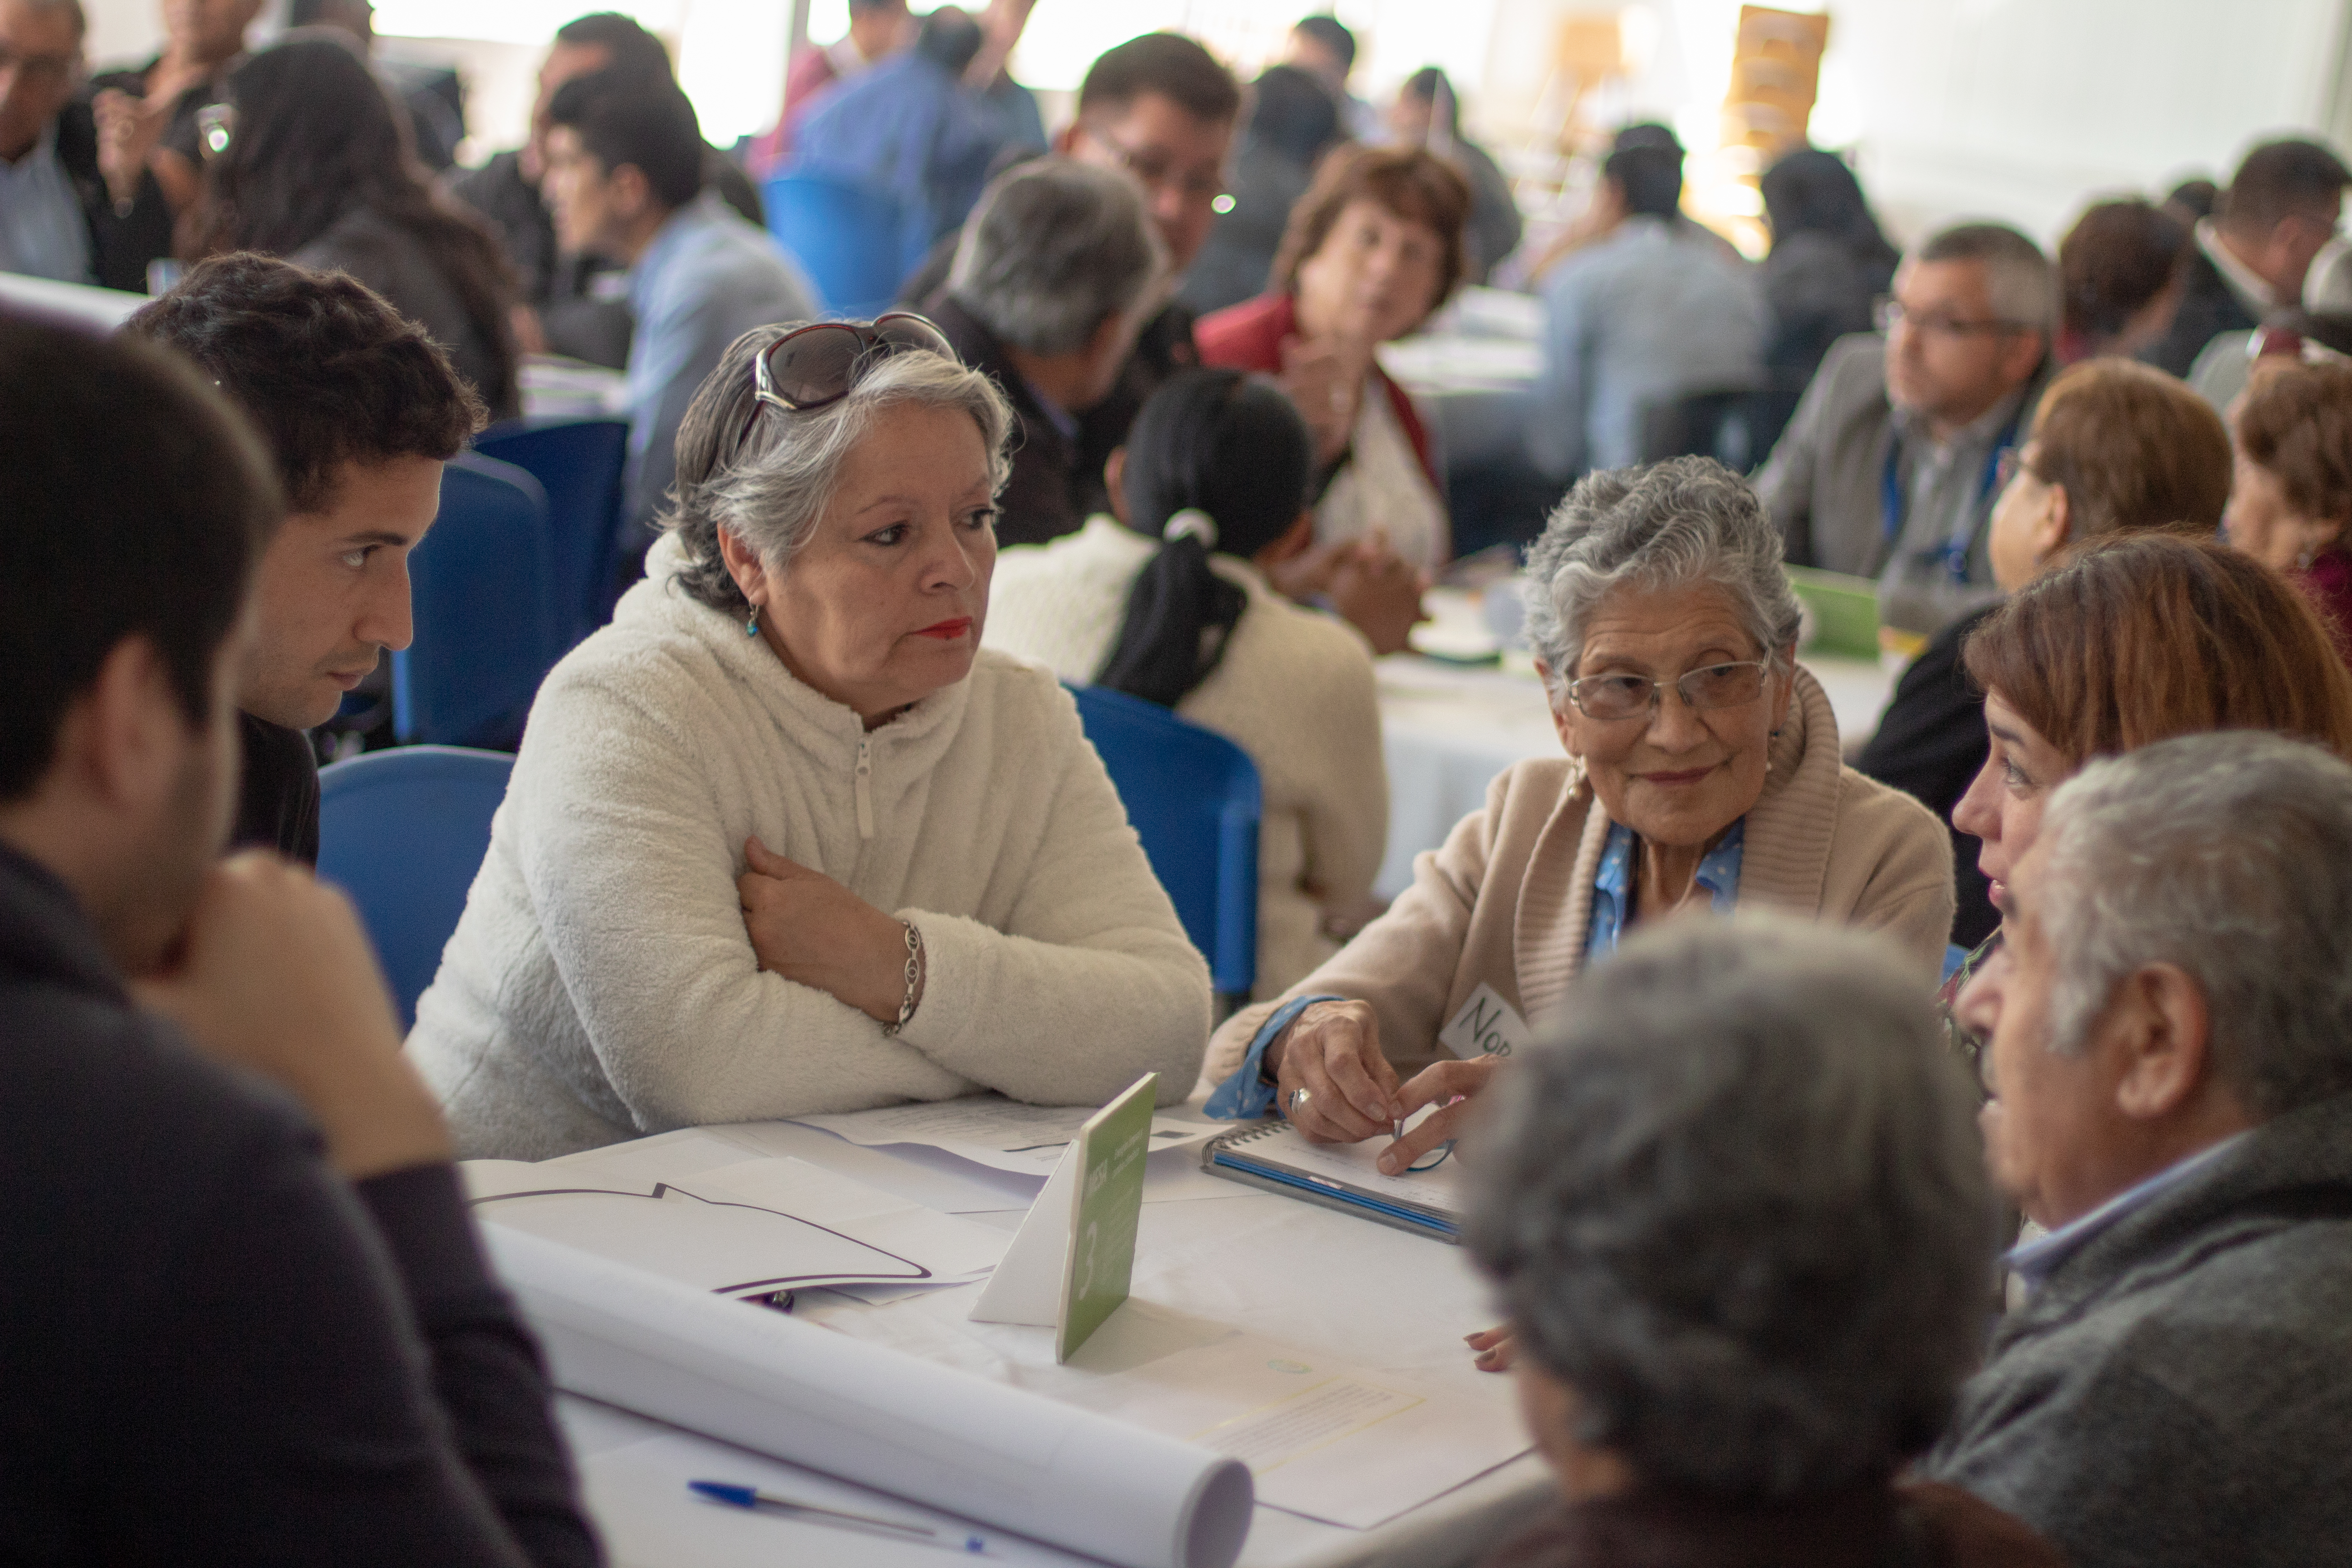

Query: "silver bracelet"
left=882, top=921, right=924, bottom=1036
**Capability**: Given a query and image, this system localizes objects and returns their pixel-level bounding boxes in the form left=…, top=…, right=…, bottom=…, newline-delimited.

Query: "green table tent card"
left=969, top=1073, right=1156, bottom=1362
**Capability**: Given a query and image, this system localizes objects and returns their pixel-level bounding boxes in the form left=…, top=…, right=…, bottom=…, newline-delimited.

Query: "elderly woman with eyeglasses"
left=409, top=317, right=1211, bottom=1160
left=1205, top=457, right=1955, bottom=1200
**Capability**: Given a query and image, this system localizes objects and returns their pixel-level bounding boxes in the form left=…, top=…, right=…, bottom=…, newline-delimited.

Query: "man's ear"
left=609, top=161, right=655, bottom=221
left=76, top=636, right=192, bottom=819
left=2032, top=481, right=2073, bottom=562
left=2105, top=962, right=2215, bottom=1122
left=1103, top=446, right=1130, bottom=526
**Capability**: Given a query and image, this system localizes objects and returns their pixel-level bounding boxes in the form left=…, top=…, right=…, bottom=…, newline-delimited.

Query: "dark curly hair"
left=190, top=34, right=519, bottom=416
left=127, top=251, right=487, bottom=513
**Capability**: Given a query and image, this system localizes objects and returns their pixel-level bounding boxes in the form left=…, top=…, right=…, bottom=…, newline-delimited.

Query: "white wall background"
left=77, top=0, right=2352, bottom=247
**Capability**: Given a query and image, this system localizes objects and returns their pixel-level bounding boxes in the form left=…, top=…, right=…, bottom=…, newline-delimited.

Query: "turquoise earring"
left=745, top=605, right=760, bottom=637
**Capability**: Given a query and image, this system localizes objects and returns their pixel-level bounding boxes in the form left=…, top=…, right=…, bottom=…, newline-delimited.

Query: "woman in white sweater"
left=409, top=318, right=1211, bottom=1159
left=986, top=368, right=1387, bottom=998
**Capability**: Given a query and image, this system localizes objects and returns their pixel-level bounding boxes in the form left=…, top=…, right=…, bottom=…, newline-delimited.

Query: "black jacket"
left=1855, top=606, right=1997, bottom=948
left=0, top=843, right=598, bottom=1567
left=2139, top=246, right=2260, bottom=378
left=924, top=290, right=1098, bottom=547
left=53, top=95, right=175, bottom=293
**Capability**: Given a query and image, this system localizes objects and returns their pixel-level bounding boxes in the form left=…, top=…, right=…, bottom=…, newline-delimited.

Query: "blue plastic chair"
left=474, top=417, right=631, bottom=650
left=763, top=171, right=913, bottom=317
left=1070, top=685, right=1262, bottom=1012
left=393, top=451, right=562, bottom=750
left=318, top=746, right=514, bottom=1030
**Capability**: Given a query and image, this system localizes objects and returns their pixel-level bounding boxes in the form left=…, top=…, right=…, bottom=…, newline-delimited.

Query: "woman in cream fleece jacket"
left=409, top=322, right=1210, bottom=1159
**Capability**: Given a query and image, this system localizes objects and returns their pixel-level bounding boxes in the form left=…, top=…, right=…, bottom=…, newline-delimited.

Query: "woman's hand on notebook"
left=1266, top=1000, right=1405, bottom=1143
left=1377, top=1056, right=1502, bottom=1175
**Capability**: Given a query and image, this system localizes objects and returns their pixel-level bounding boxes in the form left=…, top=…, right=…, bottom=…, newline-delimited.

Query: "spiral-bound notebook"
left=1200, top=1121, right=1463, bottom=1243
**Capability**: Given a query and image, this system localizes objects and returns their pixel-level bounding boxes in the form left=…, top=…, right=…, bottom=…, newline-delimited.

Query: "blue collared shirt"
left=623, top=191, right=818, bottom=533
left=1529, top=215, right=1768, bottom=480
left=2005, top=1132, right=2250, bottom=1292
left=1585, top=818, right=1745, bottom=960
left=0, top=121, right=93, bottom=285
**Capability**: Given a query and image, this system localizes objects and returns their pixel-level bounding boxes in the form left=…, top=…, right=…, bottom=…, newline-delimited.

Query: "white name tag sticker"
left=1438, top=982, right=1533, bottom=1059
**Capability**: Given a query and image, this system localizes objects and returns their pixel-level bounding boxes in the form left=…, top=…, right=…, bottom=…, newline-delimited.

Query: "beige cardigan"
left=1204, top=669, right=1954, bottom=1081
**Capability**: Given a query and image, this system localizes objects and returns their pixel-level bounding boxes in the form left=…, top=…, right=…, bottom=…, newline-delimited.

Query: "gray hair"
left=1521, top=457, right=1803, bottom=697
left=1464, top=916, right=1993, bottom=1501
left=2037, top=732, right=2352, bottom=1116
left=947, top=160, right=1166, bottom=356
left=663, top=322, right=1014, bottom=615
left=1911, top=220, right=2057, bottom=338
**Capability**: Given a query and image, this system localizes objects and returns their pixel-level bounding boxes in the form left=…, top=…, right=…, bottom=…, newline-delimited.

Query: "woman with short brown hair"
left=1860, top=358, right=2233, bottom=944
left=2228, top=358, right=2352, bottom=646
left=1196, top=146, right=1472, bottom=652
left=1936, top=534, right=2352, bottom=1052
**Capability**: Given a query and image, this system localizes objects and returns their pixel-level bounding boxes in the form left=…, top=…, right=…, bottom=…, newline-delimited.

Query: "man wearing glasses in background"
left=900, top=31, right=1241, bottom=507
left=0, top=0, right=129, bottom=287
left=1754, top=221, right=2056, bottom=643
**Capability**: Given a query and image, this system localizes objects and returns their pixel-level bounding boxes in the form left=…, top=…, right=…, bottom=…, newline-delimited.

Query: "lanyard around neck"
left=1879, top=407, right=2024, bottom=584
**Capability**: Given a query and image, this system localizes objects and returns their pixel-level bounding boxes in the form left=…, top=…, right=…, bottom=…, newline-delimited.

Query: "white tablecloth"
left=1374, top=642, right=1897, bottom=899
left=551, top=1116, right=1553, bottom=1568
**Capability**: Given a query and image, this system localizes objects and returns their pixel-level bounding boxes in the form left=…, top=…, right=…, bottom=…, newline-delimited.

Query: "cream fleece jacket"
left=1205, top=670, right=1955, bottom=1082
left=984, top=517, right=1388, bottom=999
left=409, top=534, right=1211, bottom=1160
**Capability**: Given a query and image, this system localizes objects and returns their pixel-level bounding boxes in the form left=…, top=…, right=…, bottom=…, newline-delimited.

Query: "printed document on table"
left=791, top=1093, right=1222, bottom=1175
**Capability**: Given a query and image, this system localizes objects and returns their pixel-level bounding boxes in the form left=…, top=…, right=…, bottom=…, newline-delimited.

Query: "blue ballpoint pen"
left=688, top=1480, right=988, bottom=1554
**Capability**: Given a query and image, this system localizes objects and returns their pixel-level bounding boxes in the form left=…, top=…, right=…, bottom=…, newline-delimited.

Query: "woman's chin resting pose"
left=408, top=318, right=1211, bottom=1160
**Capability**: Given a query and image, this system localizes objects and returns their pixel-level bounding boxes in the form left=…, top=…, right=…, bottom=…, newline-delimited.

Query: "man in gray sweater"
left=1926, top=732, right=2352, bottom=1568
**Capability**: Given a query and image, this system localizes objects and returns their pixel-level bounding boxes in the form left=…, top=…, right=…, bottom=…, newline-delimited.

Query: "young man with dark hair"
left=2142, top=137, right=2352, bottom=377
left=124, top=253, right=487, bottom=863
left=447, top=10, right=765, bottom=369
left=540, top=72, right=814, bottom=547
left=0, top=310, right=596, bottom=1566
left=1284, top=13, right=1378, bottom=141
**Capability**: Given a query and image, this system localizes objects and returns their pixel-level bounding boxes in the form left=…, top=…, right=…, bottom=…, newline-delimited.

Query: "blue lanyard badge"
left=1879, top=413, right=2022, bottom=586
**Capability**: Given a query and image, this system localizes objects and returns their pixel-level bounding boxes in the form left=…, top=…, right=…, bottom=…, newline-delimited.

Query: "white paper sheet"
left=486, top=1227, right=1255, bottom=1568
left=1027, top=1312, right=1525, bottom=1531
left=792, top=1093, right=1221, bottom=1175
left=462, top=1150, right=1009, bottom=1298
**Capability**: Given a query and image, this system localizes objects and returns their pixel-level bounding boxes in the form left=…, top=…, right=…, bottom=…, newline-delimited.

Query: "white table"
left=1374, top=591, right=1899, bottom=897
left=0, top=270, right=145, bottom=329
left=551, top=1117, right=1553, bottom=1568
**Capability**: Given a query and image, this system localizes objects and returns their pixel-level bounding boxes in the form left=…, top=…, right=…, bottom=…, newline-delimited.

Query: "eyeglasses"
left=1993, top=446, right=2043, bottom=491
left=1875, top=297, right=2033, bottom=339
left=737, top=313, right=957, bottom=445
left=1564, top=659, right=1771, bottom=721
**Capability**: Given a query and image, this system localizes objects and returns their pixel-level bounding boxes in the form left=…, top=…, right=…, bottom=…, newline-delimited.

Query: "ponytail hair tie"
left=1163, top=508, right=1219, bottom=551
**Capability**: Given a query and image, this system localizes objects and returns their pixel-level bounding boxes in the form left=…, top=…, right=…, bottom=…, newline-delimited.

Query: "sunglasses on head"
left=738, top=313, right=958, bottom=445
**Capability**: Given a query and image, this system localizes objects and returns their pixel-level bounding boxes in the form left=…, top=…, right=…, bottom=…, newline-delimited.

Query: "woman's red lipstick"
left=914, top=617, right=973, bottom=641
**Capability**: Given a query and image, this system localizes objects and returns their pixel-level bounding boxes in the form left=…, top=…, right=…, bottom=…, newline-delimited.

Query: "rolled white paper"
left=486, top=1225, right=1254, bottom=1568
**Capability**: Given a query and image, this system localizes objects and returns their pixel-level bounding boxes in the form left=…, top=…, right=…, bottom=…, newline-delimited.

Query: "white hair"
left=663, top=323, right=1014, bottom=614
left=948, top=160, right=1166, bottom=356
left=1465, top=915, right=1993, bottom=1501
left=2037, top=732, right=2352, bottom=1116
left=1520, top=456, right=1803, bottom=698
